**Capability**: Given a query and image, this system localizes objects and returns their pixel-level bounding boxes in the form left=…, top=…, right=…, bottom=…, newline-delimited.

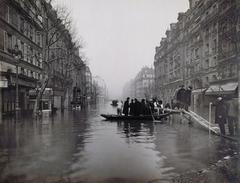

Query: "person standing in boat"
left=140, top=99, right=147, bottom=115
left=117, top=101, right=123, bottom=115
left=134, top=98, right=141, bottom=116
left=123, top=97, right=130, bottom=116
left=129, top=99, right=135, bottom=116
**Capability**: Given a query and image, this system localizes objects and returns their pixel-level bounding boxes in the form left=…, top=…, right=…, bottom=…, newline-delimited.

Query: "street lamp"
left=12, top=44, right=22, bottom=113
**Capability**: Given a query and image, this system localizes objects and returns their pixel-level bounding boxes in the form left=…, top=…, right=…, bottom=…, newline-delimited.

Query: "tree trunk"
left=61, top=88, right=68, bottom=112
left=33, top=76, right=49, bottom=116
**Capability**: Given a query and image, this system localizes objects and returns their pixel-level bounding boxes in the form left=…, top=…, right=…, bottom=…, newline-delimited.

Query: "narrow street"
left=0, top=103, right=239, bottom=183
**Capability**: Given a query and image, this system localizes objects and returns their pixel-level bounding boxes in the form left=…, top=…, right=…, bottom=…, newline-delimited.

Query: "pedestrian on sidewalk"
left=226, top=91, right=239, bottom=136
left=176, top=85, right=186, bottom=109
left=215, top=97, right=227, bottom=135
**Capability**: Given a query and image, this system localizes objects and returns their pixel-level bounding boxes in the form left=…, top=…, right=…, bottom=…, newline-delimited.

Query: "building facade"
left=0, top=0, right=93, bottom=115
left=0, top=0, right=43, bottom=115
left=154, top=0, right=239, bottom=119
left=123, top=66, right=154, bottom=99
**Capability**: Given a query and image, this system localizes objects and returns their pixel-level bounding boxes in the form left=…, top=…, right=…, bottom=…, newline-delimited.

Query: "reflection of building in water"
left=154, top=0, right=239, bottom=120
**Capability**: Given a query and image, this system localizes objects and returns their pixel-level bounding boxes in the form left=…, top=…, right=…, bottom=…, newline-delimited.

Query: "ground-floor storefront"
left=0, top=73, right=37, bottom=116
left=192, top=81, right=238, bottom=122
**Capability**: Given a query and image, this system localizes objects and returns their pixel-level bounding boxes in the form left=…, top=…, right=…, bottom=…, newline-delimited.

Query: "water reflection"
left=0, top=103, right=239, bottom=182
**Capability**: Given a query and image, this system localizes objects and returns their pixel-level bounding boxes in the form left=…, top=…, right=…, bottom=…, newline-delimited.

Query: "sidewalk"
left=180, top=110, right=240, bottom=142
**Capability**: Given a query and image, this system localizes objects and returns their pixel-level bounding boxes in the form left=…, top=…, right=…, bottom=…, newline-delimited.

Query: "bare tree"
left=33, top=0, right=79, bottom=116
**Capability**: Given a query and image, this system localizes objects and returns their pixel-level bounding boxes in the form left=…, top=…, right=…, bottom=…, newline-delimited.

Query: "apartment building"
left=154, top=0, right=239, bottom=119
left=123, top=66, right=154, bottom=99
left=0, top=0, right=91, bottom=114
left=0, top=0, right=43, bottom=115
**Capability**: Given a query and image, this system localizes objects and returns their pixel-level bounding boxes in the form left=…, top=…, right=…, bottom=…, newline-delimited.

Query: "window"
left=21, top=41, right=24, bottom=56
left=0, top=3, right=8, bottom=20
left=211, top=40, right=216, bottom=53
left=9, top=7, right=18, bottom=28
left=30, top=25, right=33, bottom=40
left=30, top=47, right=33, bottom=63
left=0, top=29, right=4, bottom=50
left=26, top=45, right=30, bottom=62
left=20, top=17, right=24, bottom=33
left=24, top=22, right=29, bottom=37
left=205, top=59, right=209, bottom=68
left=7, top=33, right=12, bottom=52
left=24, top=43, right=28, bottom=61
left=20, top=67, right=25, bottom=75
left=205, top=43, right=209, bottom=55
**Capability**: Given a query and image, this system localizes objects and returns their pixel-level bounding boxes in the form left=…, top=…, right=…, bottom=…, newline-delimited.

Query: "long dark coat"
left=215, top=100, right=227, bottom=124
left=123, top=100, right=129, bottom=116
left=129, top=102, right=135, bottom=116
left=176, top=88, right=186, bottom=103
left=185, top=89, right=192, bottom=106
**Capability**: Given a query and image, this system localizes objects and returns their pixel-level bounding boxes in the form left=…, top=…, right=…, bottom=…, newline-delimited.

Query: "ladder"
left=183, top=110, right=220, bottom=135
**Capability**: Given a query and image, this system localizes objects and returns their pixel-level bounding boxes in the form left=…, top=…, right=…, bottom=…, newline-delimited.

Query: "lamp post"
left=13, top=45, right=22, bottom=113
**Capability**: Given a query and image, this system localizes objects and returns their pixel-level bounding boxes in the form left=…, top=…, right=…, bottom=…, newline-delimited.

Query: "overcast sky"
left=54, top=0, right=189, bottom=98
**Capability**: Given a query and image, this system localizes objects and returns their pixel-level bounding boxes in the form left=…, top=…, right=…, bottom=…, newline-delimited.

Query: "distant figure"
left=185, top=86, right=192, bottom=111
left=176, top=85, right=186, bottom=109
left=123, top=97, right=130, bottom=116
left=226, top=91, right=238, bottom=136
left=117, top=101, right=123, bottom=115
left=129, top=99, right=135, bottom=116
left=215, top=97, right=227, bottom=135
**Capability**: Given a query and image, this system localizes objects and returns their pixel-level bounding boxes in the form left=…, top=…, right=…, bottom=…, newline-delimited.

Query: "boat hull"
left=101, top=113, right=170, bottom=121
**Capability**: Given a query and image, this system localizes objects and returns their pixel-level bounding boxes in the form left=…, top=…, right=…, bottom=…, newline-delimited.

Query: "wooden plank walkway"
left=169, top=109, right=239, bottom=142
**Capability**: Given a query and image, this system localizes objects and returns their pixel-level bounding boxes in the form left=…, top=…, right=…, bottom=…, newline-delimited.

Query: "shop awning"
left=0, top=76, right=8, bottom=88
left=192, top=88, right=207, bottom=95
left=205, top=82, right=238, bottom=95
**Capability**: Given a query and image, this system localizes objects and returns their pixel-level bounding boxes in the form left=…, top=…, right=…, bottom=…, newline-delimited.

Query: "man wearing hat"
left=123, top=97, right=130, bottom=116
left=215, top=97, right=227, bottom=135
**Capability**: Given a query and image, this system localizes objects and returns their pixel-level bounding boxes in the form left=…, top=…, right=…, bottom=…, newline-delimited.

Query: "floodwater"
left=0, top=102, right=239, bottom=183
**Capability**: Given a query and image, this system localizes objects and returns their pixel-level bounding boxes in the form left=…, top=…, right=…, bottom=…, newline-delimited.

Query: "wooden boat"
left=101, top=113, right=171, bottom=121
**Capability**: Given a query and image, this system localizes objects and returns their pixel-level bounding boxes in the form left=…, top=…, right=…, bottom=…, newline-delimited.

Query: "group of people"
left=117, top=98, right=168, bottom=116
left=116, top=85, right=238, bottom=137
left=174, top=85, right=192, bottom=111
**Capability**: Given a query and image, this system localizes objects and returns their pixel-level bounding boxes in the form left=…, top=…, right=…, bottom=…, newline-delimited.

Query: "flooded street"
left=0, top=103, right=239, bottom=183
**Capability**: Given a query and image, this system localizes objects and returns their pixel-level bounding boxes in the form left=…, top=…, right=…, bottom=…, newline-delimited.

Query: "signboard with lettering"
left=0, top=80, right=8, bottom=88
